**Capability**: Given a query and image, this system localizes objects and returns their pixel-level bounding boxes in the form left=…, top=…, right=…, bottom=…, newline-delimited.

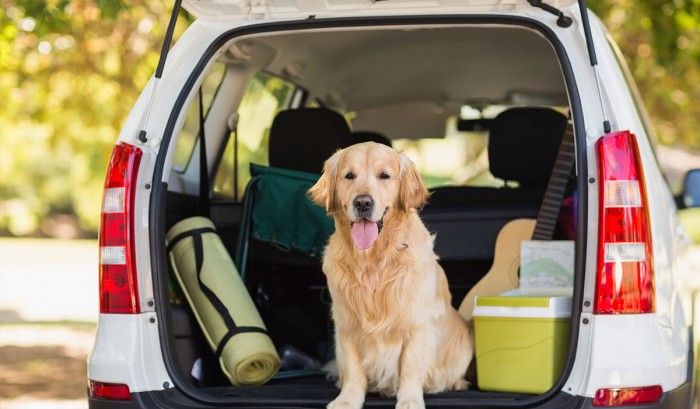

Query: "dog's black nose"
left=353, top=194, right=374, bottom=213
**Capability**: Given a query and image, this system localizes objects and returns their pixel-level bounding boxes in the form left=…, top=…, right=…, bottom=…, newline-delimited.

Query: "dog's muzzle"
left=351, top=195, right=385, bottom=250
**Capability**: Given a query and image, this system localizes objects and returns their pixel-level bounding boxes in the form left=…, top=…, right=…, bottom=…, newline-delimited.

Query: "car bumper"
left=88, top=381, right=693, bottom=409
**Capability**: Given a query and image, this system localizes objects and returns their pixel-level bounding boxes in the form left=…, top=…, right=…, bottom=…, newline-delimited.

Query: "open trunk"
left=153, top=12, right=586, bottom=408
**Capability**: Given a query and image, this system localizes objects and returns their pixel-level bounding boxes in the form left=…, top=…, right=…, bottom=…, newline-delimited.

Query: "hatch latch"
left=249, top=0, right=268, bottom=20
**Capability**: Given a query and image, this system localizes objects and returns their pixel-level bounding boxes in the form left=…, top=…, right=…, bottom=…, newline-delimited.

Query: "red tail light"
left=99, top=142, right=142, bottom=314
left=593, top=385, right=662, bottom=406
left=89, top=380, right=132, bottom=400
left=594, top=131, right=654, bottom=314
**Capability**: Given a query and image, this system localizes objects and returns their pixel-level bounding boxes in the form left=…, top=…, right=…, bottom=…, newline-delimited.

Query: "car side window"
left=213, top=71, right=299, bottom=200
left=171, top=63, right=227, bottom=173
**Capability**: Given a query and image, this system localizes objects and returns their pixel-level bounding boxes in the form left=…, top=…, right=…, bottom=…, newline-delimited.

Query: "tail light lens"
left=594, top=131, right=654, bottom=314
left=99, top=142, right=142, bottom=314
left=89, top=380, right=132, bottom=400
left=593, top=385, right=662, bottom=406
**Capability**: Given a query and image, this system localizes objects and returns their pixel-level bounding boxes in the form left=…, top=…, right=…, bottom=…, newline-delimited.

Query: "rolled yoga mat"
left=167, top=216, right=280, bottom=385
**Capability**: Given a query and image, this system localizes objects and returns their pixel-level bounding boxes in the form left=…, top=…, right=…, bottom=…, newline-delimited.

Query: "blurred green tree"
left=0, top=1, right=188, bottom=237
left=589, top=0, right=700, bottom=149
left=0, top=0, right=697, bottom=237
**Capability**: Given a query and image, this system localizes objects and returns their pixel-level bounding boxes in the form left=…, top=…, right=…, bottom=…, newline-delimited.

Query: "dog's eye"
left=379, top=171, right=391, bottom=180
left=345, top=171, right=356, bottom=180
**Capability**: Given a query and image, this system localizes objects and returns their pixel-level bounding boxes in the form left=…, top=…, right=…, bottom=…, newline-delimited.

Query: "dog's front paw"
left=395, top=398, right=425, bottom=409
left=327, top=397, right=363, bottom=409
left=453, top=378, right=470, bottom=391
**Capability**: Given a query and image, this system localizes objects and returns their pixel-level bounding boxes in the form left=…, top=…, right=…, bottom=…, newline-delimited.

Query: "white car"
left=88, top=1, right=699, bottom=408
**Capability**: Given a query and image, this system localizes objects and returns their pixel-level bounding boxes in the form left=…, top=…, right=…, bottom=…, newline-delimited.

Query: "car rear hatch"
left=148, top=1, right=593, bottom=408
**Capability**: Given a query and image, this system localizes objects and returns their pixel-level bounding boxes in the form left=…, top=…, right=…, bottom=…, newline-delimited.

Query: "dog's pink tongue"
left=351, top=219, right=379, bottom=250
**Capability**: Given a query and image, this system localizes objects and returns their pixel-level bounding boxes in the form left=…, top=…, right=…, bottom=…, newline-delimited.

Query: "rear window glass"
left=172, top=63, right=227, bottom=173
left=213, top=72, right=298, bottom=200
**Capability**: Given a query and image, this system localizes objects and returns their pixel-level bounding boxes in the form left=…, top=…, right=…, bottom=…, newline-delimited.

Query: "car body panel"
left=89, top=313, right=172, bottom=393
left=88, top=3, right=695, bottom=408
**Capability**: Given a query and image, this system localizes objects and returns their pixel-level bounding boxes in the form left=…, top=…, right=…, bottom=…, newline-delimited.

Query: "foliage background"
left=0, top=0, right=698, bottom=238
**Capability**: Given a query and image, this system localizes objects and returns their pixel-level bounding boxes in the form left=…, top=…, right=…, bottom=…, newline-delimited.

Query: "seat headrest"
left=352, top=131, right=392, bottom=147
left=269, top=108, right=353, bottom=174
left=488, top=107, right=568, bottom=186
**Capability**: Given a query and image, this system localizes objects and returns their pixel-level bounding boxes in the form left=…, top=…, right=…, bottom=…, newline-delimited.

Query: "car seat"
left=427, top=107, right=568, bottom=209
left=454, top=107, right=571, bottom=321
left=268, top=107, right=354, bottom=174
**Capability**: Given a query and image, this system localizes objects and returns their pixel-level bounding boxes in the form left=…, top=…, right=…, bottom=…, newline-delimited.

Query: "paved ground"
left=0, top=324, right=94, bottom=409
left=0, top=238, right=96, bottom=409
left=0, top=238, right=98, bottom=323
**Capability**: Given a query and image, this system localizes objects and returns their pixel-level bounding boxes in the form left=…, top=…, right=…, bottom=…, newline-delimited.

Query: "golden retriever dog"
left=308, top=142, right=472, bottom=409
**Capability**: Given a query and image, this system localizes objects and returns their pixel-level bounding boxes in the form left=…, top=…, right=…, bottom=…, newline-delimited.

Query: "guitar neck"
left=532, top=126, right=575, bottom=241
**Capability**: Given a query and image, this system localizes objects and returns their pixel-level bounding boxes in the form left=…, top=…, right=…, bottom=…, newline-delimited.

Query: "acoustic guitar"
left=457, top=218, right=536, bottom=321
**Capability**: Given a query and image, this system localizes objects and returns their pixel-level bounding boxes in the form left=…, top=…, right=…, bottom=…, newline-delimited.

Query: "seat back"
left=422, top=107, right=568, bottom=261
left=268, top=108, right=353, bottom=174
left=351, top=130, right=392, bottom=147
left=488, top=107, right=568, bottom=188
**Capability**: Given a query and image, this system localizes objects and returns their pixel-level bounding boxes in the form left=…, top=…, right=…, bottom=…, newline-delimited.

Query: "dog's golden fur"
left=309, top=142, right=472, bottom=409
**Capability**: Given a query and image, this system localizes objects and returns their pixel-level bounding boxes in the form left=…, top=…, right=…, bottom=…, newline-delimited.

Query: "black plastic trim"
left=148, top=13, right=588, bottom=409
left=686, top=325, right=696, bottom=409
left=90, top=382, right=696, bottom=409
left=91, top=390, right=587, bottom=409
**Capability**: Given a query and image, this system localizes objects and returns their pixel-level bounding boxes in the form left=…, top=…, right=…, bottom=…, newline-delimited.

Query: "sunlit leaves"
left=0, top=0, right=185, bottom=237
left=590, top=0, right=700, bottom=149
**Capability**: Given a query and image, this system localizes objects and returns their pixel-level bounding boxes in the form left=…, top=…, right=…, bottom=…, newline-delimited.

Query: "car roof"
left=183, top=0, right=580, bottom=22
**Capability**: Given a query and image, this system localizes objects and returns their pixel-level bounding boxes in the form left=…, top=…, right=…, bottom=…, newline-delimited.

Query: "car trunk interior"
left=158, top=19, right=582, bottom=406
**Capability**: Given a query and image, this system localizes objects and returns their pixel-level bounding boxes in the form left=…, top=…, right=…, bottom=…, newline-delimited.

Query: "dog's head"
left=308, top=142, right=428, bottom=250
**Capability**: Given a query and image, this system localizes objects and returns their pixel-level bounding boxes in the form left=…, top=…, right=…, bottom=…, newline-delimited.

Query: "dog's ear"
left=398, top=153, right=429, bottom=211
left=308, top=149, right=342, bottom=213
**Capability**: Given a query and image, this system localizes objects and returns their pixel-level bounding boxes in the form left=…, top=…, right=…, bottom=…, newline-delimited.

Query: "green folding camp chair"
left=234, top=163, right=335, bottom=280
